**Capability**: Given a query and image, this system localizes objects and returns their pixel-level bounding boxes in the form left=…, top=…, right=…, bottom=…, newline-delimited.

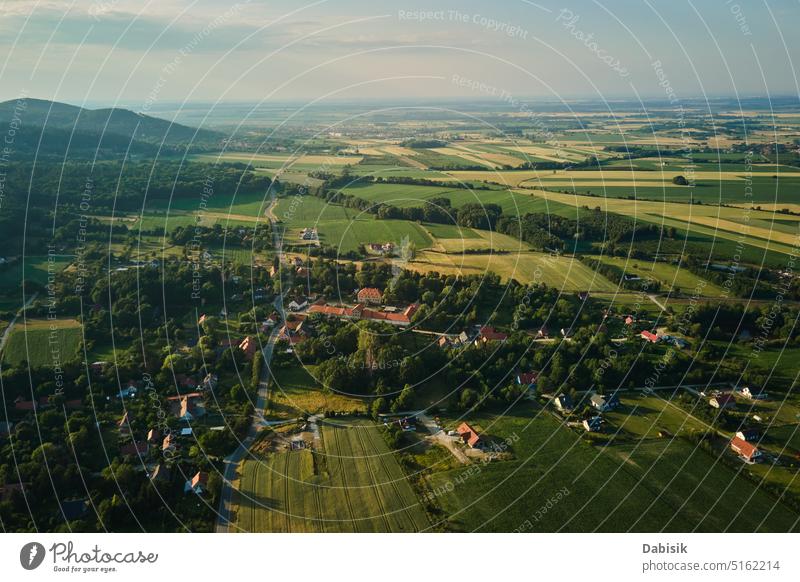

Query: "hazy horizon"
left=2, top=0, right=799, bottom=108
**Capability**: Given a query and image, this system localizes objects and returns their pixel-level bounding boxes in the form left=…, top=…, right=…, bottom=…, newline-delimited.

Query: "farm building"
left=456, top=422, right=482, bottom=448
left=640, top=330, right=659, bottom=343
left=583, top=416, right=603, bottom=432
left=736, top=429, right=760, bottom=442
left=590, top=393, right=620, bottom=412
left=553, top=393, right=574, bottom=413
left=476, top=326, right=508, bottom=345
left=730, top=436, right=761, bottom=463
left=709, top=394, right=736, bottom=409
left=741, top=386, right=768, bottom=400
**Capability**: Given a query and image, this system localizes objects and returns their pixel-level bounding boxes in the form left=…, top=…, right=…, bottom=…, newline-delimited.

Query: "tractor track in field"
left=362, top=425, right=426, bottom=532
left=353, top=425, right=392, bottom=532
left=248, top=457, right=261, bottom=533
left=283, top=453, right=292, bottom=533
left=330, top=425, right=358, bottom=532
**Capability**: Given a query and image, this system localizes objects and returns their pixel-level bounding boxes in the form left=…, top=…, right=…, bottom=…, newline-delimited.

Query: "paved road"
left=216, top=191, right=286, bottom=533
left=215, top=322, right=280, bottom=533
left=0, top=293, right=38, bottom=354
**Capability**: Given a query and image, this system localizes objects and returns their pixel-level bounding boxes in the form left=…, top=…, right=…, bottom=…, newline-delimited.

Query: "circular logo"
left=19, top=542, right=46, bottom=570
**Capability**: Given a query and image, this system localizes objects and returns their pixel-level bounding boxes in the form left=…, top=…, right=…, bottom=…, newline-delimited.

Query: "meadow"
left=269, top=366, right=367, bottom=418
left=426, top=408, right=800, bottom=532
left=274, top=195, right=432, bottom=253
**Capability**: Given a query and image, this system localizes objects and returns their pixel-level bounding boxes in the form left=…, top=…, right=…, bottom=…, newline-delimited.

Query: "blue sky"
left=1, top=0, right=798, bottom=108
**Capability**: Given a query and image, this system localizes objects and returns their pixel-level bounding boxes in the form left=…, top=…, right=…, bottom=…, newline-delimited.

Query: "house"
left=184, top=471, right=209, bottom=494
left=476, top=326, right=508, bottom=345
left=296, top=267, right=309, bottom=278
left=560, top=327, right=574, bottom=339
left=741, top=386, right=768, bottom=400
left=357, top=287, right=383, bottom=305
left=577, top=291, right=590, bottom=301
left=150, top=464, right=171, bottom=483
left=456, top=422, right=482, bottom=448
left=640, top=330, right=659, bottom=343
left=709, top=394, right=736, bottom=410
left=553, top=393, right=574, bottom=413
left=65, top=399, right=84, bottom=410
left=14, top=397, right=36, bottom=411
left=147, top=428, right=161, bottom=444
left=516, top=371, right=539, bottom=387
left=583, top=416, right=603, bottom=432
left=288, top=299, right=308, bottom=312
left=590, top=393, right=620, bottom=412
left=736, top=429, right=760, bottom=442
left=239, top=336, right=258, bottom=360
left=120, top=441, right=149, bottom=457
left=624, top=315, right=634, bottom=326
left=168, top=393, right=205, bottom=421
left=535, top=326, right=550, bottom=339
left=117, top=412, right=133, bottom=438
left=730, top=436, right=761, bottom=463
left=162, top=434, right=177, bottom=452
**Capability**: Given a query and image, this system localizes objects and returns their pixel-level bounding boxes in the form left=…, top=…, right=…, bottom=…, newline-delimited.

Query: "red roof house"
left=357, top=287, right=383, bottom=305
left=456, top=422, right=482, bottom=448
left=730, top=436, right=760, bottom=462
left=640, top=330, right=659, bottom=343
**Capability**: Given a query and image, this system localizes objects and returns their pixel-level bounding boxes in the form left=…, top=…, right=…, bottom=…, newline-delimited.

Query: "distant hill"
left=0, top=98, right=222, bottom=158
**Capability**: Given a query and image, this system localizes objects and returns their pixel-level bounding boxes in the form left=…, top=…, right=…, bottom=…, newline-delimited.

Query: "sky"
left=1, top=0, right=799, bottom=111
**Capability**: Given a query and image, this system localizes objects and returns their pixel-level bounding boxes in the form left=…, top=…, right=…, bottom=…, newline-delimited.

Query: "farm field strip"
left=234, top=420, right=427, bottom=532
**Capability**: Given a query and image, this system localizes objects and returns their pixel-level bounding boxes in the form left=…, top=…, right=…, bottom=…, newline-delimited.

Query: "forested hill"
left=0, top=98, right=222, bottom=158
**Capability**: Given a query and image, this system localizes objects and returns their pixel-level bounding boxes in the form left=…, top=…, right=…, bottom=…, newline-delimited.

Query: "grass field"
left=426, top=408, right=800, bottom=532
left=275, top=195, right=432, bottom=253
left=407, top=249, right=619, bottom=290
left=588, top=256, right=725, bottom=297
left=269, top=366, right=367, bottom=418
left=234, top=419, right=430, bottom=532
left=1, top=318, right=82, bottom=367
left=0, top=256, right=72, bottom=292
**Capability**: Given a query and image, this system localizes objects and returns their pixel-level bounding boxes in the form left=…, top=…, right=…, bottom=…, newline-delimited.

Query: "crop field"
left=426, top=409, right=799, bottom=532
left=587, top=256, right=725, bottom=297
left=234, top=419, right=430, bottom=532
left=528, top=190, right=800, bottom=259
left=407, top=249, right=618, bottom=290
left=1, top=318, right=82, bottom=367
left=192, top=152, right=363, bottom=171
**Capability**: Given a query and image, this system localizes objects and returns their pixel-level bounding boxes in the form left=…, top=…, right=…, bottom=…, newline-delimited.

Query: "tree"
left=672, top=175, right=689, bottom=186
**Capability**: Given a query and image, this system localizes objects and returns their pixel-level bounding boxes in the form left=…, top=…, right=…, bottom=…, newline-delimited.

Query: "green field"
left=234, top=419, right=430, bottom=532
left=0, top=255, right=72, bottom=292
left=1, top=319, right=83, bottom=367
left=588, top=256, right=725, bottom=297
left=408, top=249, right=619, bottom=290
left=426, top=409, right=800, bottom=532
left=270, top=366, right=367, bottom=418
left=275, top=195, right=432, bottom=253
